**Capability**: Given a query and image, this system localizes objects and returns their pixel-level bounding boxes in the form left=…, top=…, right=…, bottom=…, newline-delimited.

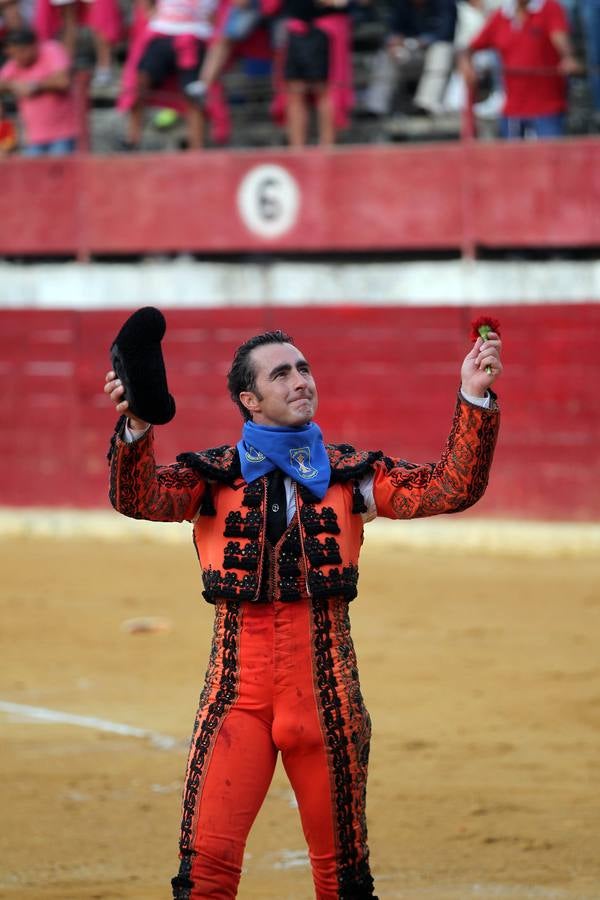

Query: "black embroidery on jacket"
left=106, top=415, right=127, bottom=462
left=278, top=573, right=303, bottom=603
left=278, top=528, right=302, bottom=578
left=202, top=569, right=258, bottom=603
left=223, top=540, right=260, bottom=572
left=454, top=405, right=498, bottom=512
left=110, top=435, right=143, bottom=520
left=381, top=455, right=420, bottom=473
left=276, top=527, right=303, bottom=602
left=241, top=480, right=263, bottom=508
left=176, top=446, right=241, bottom=484
left=156, top=464, right=202, bottom=490
left=327, top=444, right=383, bottom=483
left=223, top=509, right=261, bottom=539
left=200, top=479, right=265, bottom=603
left=304, top=536, right=343, bottom=568
left=308, top=565, right=359, bottom=603
left=300, top=504, right=341, bottom=536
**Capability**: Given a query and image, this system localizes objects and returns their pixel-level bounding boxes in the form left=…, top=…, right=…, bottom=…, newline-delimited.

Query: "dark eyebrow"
left=268, top=359, right=310, bottom=380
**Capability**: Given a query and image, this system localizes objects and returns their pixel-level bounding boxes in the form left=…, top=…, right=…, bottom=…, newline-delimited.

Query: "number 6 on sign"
left=237, top=164, right=301, bottom=239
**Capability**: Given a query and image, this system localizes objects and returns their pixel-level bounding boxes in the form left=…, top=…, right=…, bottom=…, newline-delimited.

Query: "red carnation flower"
left=470, top=316, right=501, bottom=343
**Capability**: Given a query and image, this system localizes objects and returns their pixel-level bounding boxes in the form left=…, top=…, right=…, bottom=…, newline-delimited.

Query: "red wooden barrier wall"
left=0, top=139, right=599, bottom=257
left=1, top=304, right=598, bottom=519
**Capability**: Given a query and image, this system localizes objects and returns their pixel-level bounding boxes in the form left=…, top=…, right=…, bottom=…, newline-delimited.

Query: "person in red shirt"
left=460, top=0, right=580, bottom=138
left=0, top=27, right=79, bottom=155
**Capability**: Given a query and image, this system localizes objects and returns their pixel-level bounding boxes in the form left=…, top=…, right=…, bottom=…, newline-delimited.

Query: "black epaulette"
left=326, top=444, right=383, bottom=483
left=176, top=446, right=241, bottom=484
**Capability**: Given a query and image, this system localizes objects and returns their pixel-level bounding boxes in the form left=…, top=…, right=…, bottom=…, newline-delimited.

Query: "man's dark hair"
left=4, top=27, right=37, bottom=46
left=227, top=330, right=294, bottom=420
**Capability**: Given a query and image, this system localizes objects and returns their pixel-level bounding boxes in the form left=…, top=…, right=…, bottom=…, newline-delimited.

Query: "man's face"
left=6, top=43, right=38, bottom=68
left=241, top=342, right=318, bottom=427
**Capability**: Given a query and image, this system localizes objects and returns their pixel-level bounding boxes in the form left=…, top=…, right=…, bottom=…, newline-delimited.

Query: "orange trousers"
left=171, top=596, right=376, bottom=900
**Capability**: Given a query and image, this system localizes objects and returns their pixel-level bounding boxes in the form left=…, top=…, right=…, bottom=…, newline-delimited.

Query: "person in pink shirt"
left=0, top=27, right=79, bottom=155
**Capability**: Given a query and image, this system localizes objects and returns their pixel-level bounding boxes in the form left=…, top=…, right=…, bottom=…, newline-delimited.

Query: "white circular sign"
left=237, top=164, right=300, bottom=239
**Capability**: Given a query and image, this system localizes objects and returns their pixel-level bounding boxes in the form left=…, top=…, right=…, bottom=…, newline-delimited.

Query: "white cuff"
left=460, top=389, right=491, bottom=409
left=123, top=421, right=151, bottom=443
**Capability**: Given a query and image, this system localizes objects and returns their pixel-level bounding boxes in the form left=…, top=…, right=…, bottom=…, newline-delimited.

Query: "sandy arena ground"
left=1, top=528, right=600, bottom=900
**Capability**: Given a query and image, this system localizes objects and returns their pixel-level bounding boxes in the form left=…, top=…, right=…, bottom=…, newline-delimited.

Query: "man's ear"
left=239, top=391, right=260, bottom=416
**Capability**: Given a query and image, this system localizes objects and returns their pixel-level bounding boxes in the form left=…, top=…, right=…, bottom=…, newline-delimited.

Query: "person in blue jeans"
left=500, top=112, right=565, bottom=137
left=22, top=135, right=77, bottom=155
left=461, top=0, right=581, bottom=139
left=0, top=28, right=79, bottom=155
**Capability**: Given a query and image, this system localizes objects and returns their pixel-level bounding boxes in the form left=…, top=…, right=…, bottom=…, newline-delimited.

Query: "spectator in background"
left=442, top=0, right=504, bottom=118
left=34, top=0, right=123, bottom=87
left=0, top=27, right=79, bottom=154
left=0, top=0, right=33, bottom=32
left=184, top=0, right=281, bottom=106
left=118, top=0, right=218, bottom=150
left=362, top=0, right=457, bottom=118
left=460, top=0, right=581, bottom=138
left=278, top=0, right=354, bottom=147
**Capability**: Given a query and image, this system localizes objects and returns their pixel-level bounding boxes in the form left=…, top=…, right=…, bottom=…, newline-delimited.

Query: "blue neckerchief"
left=237, top=420, right=331, bottom=501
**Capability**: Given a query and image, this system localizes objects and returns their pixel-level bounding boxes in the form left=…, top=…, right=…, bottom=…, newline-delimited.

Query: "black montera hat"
left=110, top=306, right=176, bottom=425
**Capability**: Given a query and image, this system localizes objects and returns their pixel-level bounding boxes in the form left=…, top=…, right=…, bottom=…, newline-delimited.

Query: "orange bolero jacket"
left=108, top=393, right=499, bottom=605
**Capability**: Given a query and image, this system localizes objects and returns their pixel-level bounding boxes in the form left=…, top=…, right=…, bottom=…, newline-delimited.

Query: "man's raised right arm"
left=105, top=371, right=206, bottom=522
